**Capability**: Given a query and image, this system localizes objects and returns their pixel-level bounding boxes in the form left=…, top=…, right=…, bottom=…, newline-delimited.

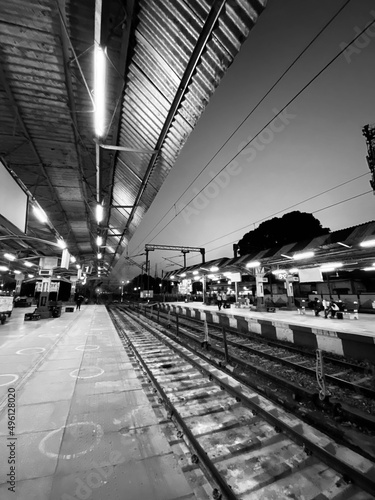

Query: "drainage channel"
left=109, top=307, right=375, bottom=500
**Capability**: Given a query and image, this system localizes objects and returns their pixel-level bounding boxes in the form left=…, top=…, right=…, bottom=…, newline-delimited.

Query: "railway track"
left=125, top=302, right=375, bottom=431
left=108, top=306, right=375, bottom=499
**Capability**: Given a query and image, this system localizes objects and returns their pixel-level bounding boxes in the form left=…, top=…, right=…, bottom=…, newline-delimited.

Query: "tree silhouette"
left=237, top=211, right=330, bottom=256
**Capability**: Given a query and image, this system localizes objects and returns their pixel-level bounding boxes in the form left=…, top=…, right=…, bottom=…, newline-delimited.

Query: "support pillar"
left=202, top=275, right=206, bottom=304
left=70, top=276, right=78, bottom=302
left=15, top=273, right=24, bottom=296
left=285, top=277, right=295, bottom=310
left=37, top=277, right=52, bottom=319
left=255, top=271, right=266, bottom=311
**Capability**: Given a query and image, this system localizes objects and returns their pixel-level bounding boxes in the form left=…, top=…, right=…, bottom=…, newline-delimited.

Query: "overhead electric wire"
left=134, top=0, right=353, bottom=252
left=145, top=14, right=375, bottom=252
left=197, top=171, right=371, bottom=249
left=312, top=190, right=373, bottom=215
left=190, top=189, right=374, bottom=259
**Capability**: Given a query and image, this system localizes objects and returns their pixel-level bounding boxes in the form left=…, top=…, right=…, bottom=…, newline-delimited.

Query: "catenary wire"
left=197, top=172, right=370, bottom=248
left=136, top=15, right=375, bottom=253
left=134, top=0, right=353, bottom=252
left=191, top=190, right=374, bottom=259
left=128, top=174, right=371, bottom=265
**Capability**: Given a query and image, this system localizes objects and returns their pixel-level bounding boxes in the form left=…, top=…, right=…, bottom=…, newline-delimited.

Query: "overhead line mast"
left=145, top=244, right=205, bottom=275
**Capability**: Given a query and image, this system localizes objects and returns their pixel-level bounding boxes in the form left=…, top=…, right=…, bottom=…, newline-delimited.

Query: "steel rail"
left=133, top=303, right=375, bottom=434
left=111, top=306, right=375, bottom=497
left=157, top=306, right=375, bottom=399
left=109, top=309, right=238, bottom=500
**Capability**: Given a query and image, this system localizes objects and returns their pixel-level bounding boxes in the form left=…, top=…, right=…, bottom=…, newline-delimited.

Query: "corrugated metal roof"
left=108, top=0, right=267, bottom=276
left=164, top=221, right=375, bottom=278
left=0, top=0, right=267, bottom=280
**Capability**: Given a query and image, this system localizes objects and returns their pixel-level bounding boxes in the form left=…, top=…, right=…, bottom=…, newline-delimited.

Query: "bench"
left=24, top=310, right=41, bottom=321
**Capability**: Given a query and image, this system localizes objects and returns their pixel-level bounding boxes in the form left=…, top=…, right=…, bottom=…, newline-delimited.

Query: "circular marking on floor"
left=69, top=366, right=104, bottom=379
left=16, top=347, right=46, bottom=355
left=0, top=374, right=19, bottom=387
left=39, top=422, right=103, bottom=459
left=75, top=345, right=100, bottom=351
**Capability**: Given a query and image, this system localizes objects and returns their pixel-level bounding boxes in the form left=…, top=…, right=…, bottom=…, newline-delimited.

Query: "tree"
left=237, top=211, right=330, bottom=256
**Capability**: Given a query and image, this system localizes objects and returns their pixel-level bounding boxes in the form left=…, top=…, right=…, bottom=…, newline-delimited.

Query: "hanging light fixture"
left=94, top=45, right=106, bottom=137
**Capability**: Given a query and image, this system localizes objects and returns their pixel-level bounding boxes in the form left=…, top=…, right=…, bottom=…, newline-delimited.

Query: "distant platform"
left=161, top=302, right=375, bottom=362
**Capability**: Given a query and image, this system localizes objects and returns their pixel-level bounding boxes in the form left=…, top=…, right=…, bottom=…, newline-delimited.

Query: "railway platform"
left=0, top=306, right=196, bottom=500
left=161, top=302, right=375, bottom=362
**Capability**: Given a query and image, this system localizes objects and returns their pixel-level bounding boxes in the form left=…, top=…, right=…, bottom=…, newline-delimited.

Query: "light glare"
left=57, top=239, right=66, bottom=249
left=360, top=239, right=375, bottom=248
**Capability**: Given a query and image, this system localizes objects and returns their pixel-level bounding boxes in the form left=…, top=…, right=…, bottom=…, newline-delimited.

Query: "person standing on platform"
left=76, top=295, right=83, bottom=311
left=217, top=292, right=222, bottom=311
left=313, top=298, right=322, bottom=316
left=222, top=291, right=227, bottom=309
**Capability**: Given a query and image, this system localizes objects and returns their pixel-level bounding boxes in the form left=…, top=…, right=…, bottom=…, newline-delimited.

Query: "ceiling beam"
left=103, top=0, right=137, bottom=268
left=57, top=0, right=96, bottom=256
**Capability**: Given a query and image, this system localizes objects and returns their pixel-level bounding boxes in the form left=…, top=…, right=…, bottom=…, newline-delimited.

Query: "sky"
left=120, top=0, right=375, bottom=281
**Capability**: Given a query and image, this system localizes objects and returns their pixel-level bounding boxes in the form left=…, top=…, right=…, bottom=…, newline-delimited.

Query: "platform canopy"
left=163, top=221, right=375, bottom=279
left=0, top=0, right=267, bottom=280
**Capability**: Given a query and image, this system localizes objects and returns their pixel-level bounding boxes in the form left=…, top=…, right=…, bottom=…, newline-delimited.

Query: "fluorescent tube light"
left=4, top=253, right=16, bottom=261
left=293, top=251, right=314, bottom=260
left=281, top=254, right=293, bottom=259
left=320, top=262, right=343, bottom=270
left=94, top=46, right=106, bottom=137
left=33, top=206, right=48, bottom=223
left=246, top=261, right=260, bottom=268
left=360, top=239, right=375, bottom=248
left=272, top=269, right=286, bottom=275
left=96, top=203, right=104, bottom=223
